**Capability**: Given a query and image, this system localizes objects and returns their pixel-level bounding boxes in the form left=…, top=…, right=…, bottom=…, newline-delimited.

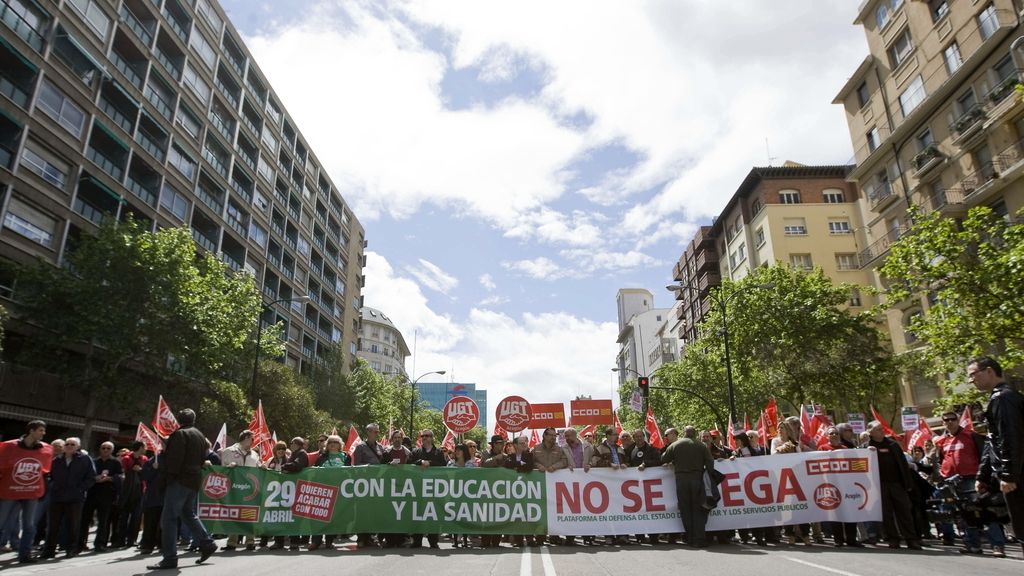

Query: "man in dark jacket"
left=971, top=356, right=1024, bottom=557
left=279, top=437, right=310, bottom=550
left=867, top=421, right=921, bottom=550
left=43, top=437, right=95, bottom=559
left=662, top=427, right=714, bottom=547
left=114, top=441, right=147, bottom=549
left=408, top=429, right=449, bottom=549
left=138, top=453, right=163, bottom=554
left=79, top=441, right=123, bottom=552
left=147, top=408, right=216, bottom=570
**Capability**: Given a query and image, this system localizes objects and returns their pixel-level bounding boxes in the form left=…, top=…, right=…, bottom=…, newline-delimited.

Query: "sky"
left=218, top=0, right=869, bottom=423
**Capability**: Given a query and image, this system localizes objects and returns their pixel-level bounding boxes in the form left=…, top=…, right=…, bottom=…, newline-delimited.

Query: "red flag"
left=811, top=414, right=833, bottom=448
left=726, top=414, right=737, bottom=451
left=870, top=405, right=895, bottom=437
left=764, top=398, right=779, bottom=439
left=645, top=408, right=665, bottom=449
left=909, top=418, right=934, bottom=448
left=528, top=429, right=540, bottom=449
left=247, top=401, right=274, bottom=463
left=344, top=425, right=362, bottom=460
left=152, top=396, right=179, bottom=438
left=959, top=407, right=974, bottom=433
left=578, top=424, right=598, bottom=440
left=800, top=405, right=814, bottom=436
left=614, top=413, right=623, bottom=436
left=756, top=412, right=767, bottom=447
left=494, top=422, right=510, bottom=442
left=442, top=429, right=456, bottom=451
left=135, top=422, right=163, bottom=454
left=743, top=413, right=751, bottom=432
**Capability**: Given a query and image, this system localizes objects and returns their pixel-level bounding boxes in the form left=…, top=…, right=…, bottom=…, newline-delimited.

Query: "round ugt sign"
left=495, top=396, right=532, bottom=433
left=443, top=396, right=480, bottom=433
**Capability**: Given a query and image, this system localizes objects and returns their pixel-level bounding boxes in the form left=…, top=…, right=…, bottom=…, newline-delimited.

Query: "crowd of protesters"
left=0, top=356, right=1021, bottom=564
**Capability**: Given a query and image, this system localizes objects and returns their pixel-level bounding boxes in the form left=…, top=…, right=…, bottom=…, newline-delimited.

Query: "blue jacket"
left=140, top=455, right=164, bottom=509
left=49, top=451, right=96, bottom=503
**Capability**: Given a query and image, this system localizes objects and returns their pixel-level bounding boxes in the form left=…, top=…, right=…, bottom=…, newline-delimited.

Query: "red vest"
left=937, top=428, right=980, bottom=479
left=0, top=439, right=54, bottom=500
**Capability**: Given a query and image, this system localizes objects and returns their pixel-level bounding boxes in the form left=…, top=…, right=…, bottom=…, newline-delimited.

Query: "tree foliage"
left=657, top=265, right=900, bottom=429
left=880, top=206, right=1024, bottom=409
left=10, top=220, right=264, bottom=441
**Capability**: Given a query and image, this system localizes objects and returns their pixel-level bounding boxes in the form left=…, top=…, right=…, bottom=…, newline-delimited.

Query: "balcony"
left=207, top=109, right=235, bottom=142
left=160, top=0, right=191, bottom=43
left=99, top=82, right=139, bottom=135
left=195, top=171, right=225, bottom=215
left=152, top=34, right=183, bottom=81
left=2, top=0, right=49, bottom=52
left=858, top=225, right=909, bottom=268
left=144, top=76, right=176, bottom=120
left=134, top=113, right=168, bottom=162
left=920, top=187, right=965, bottom=216
left=191, top=228, right=217, bottom=252
left=0, top=40, right=37, bottom=109
left=201, top=136, right=230, bottom=178
left=867, top=179, right=902, bottom=212
left=950, top=106, right=986, bottom=148
left=230, top=166, right=254, bottom=203
left=215, top=65, right=240, bottom=108
left=74, top=176, right=124, bottom=226
left=118, top=3, right=153, bottom=48
left=86, top=122, right=130, bottom=182
left=911, top=145, right=943, bottom=181
left=125, top=156, right=161, bottom=207
left=108, top=34, right=146, bottom=89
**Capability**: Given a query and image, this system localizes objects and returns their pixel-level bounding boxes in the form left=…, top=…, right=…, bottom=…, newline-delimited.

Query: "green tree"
left=303, top=343, right=360, bottom=423
left=658, top=265, right=900, bottom=429
left=254, top=360, right=334, bottom=441
left=10, top=220, right=263, bottom=443
left=881, top=206, right=1024, bottom=409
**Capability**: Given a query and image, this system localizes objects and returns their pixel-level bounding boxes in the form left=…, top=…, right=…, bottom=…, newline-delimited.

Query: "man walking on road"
left=148, top=408, right=216, bottom=570
left=662, top=426, right=714, bottom=547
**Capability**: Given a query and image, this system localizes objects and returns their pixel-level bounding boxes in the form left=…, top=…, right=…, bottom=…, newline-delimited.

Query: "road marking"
left=783, top=556, right=864, bottom=576
left=520, top=546, right=532, bottom=576
left=540, top=546, right=556, bottom=576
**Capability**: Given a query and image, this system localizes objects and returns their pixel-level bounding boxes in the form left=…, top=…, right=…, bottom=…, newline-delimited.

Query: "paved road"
left=0, top=538, right=1020, bottom=576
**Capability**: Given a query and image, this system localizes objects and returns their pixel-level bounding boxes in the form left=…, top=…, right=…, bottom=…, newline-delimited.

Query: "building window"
left=917, top=128, right=934, bottom=152
left=779, top=190, right=801, bottom=204
left=729, top=250, right=738, bottom=270
left=168, top=144, right=196, bottom=181
left=182, top=63, right=210, bottom=103
left=978, top=4, right=999, bottom=41
left=754, top=227, right=765, bottom=247
left=159, top=184, right=189, bottom=221
left=36, top=80, right=86, bottom=137
left=835, top=253, right=857, bottom=270
left=888, top=28, right=913, bottom=69
left=783, top=218, right=807, bottom=235
left=736, top=244, right=746, bottom=263
left=195, top=0, right=223, bottom=33
left=248, top=221, right=267, bottom=248
left=3, top=196, right=57, bottom=248
left=856, top=82, right=870, bottom=109
left=867, top=127, right=880, bottom=152
left=823, top=189, right=845, bottom=203
left=943, top=42, right=962, bottom=74
left=828, top=220, right=852, bottom=234
left=790, top=254, right=813, bottom=270
left=19, top=141, right=69, bottom=188
left=257, top=156, right=274, bottom=182
left=751, top=198, right=763, bottom=215
left=849, top=288, right=863, bottom=307
left=876, top=3, right=890, bottom=29
left=253, top=190, right=269, bottom=212
left=955, top=89, right=977, bottom=116
left=175, top=105, right=201, bottom=140
left=929, top=0, right=949, bottom=22
left=189, top=30, right=217, bottom=70
left=260, top=126, right=278, bottom=153
left=67, top=0, right=110, bottom=40
left=899, top=75, right=925, bottom=117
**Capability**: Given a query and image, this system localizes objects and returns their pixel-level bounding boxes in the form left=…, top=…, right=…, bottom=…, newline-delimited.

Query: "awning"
left=0, top=106, right=23, bottom=128
left=84, top=174, right=126, bottom=205
left=107, top=79, right=141, bottom=109
left=92, top=119, right=131, bottom=152
left=0, top=35, right=38, bottom=72
left=0, top=403, right=121, bottom=434
left=56, top=28, right=110, bottom=80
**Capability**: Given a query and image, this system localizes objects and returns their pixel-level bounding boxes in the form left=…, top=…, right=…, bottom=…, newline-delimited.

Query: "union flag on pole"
left=152, top=395, right=179, bottom=438
left=135, top=422, right=163, bottom=454
left=909, top=418, right=934, bottom=448
left=528, top=429, right=540, bottom=449
left=442, top=429, right=456, bottom=451
left=494, top=422, right=510, bottom=442
left=870, top=405, right=896, bottom=437
left=959, top=407, right=974, bottom=433
left=247, top=400, right=273, bottom=463
left=727, top=414, right=738, bottom=451
left=756, top=412, right=767, bottom=447
left=763, top=398, right=779, bottom=439
left=613, top=413, right=624, bottom=445
left=645, top=408, right=665, bottom=449
left=344, top=425, right=362, bottom=460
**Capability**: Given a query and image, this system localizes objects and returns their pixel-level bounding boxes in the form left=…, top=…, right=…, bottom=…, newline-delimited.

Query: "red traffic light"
left=637, top=376, right=649, bottom=397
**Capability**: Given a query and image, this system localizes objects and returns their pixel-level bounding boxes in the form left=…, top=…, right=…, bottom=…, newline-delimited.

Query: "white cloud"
left=502, top=257, right=569, bottom=281
left=404, top=258, right=459, bottom=295
left=479, top=273, right=496, bottom=291
left=478, top=294, right=509, bottom=307
left=363, top=253, right=618, bottom=426
left=559, top=249, right=665, bottom=275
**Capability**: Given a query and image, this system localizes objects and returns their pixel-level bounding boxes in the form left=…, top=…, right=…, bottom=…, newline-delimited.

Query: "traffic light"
left=637, top=376, right=649, bottom=397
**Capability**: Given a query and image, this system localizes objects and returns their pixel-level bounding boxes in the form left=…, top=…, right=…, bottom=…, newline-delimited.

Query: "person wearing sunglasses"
left=408, top=430, right=448, bottom=549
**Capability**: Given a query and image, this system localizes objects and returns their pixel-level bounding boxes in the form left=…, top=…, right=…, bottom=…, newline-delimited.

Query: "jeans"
left=0, top=499, right=39, bottom=560
left=939, top=482, right=1007, bottom=549
left=160, top=482, right=212, bottom=566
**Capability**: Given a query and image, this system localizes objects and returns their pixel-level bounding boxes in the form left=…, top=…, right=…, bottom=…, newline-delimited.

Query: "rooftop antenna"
left=766, top=138, right=778, bottom=167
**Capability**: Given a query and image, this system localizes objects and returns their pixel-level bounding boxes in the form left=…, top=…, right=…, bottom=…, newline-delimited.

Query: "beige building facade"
left=834, top=0, right=1024, bottom=409
left=356, top=307, right=410, bottom=378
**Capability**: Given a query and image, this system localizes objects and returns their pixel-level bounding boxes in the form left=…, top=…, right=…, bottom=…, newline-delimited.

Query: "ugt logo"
left=814, top=483, right=842, bottom=511
left=203, top=472, right=230, bottom=500
left=12, top=459, right=41, bottom=485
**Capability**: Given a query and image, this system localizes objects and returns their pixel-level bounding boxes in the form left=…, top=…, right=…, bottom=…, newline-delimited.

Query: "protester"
left=773, top=421, right=810, bottom=545
left=0, top=420, right=52, bottom=564
left=630, top=429, right=665, bottom=545
left=79, top=441, right=123, bottom=553
left=147, top=409, right=217, bottom=570
left=310, top=435, right=348, bottom=551
left=43, top=437, right=95, bottom=560
left=732, top=429, right=766, bottom=546
left=385, top=430, right=411, bottom=465
left=867, top=421, right=921, bottom=550
left=137, top=452, right=163, bottom=555
left=352, top=424, right=385, bottom=549
left=478, top=435, right=507, bottom=548
left=220, top=431, right=260, bottom=552
left=114, top=441, right=147, bottom=549
left=662, top=426, right=714, bottom=548
left=970, top=356, right=1024, bottom=560
left=822, top=426, right=862, bottom=548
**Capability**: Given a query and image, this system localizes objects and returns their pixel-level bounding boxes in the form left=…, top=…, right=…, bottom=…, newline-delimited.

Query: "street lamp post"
left=666, top=281, right=774, bottom=428
left=409, top=370, right=446, bottom=435
left=250, top=295, right=309, bottom=405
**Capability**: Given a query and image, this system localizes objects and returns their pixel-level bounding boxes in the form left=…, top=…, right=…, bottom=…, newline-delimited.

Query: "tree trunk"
left=81, top=393, right=98, bottom=448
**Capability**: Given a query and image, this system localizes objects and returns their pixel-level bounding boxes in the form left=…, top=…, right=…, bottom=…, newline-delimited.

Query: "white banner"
left=545, top=449, right=881, bottom=535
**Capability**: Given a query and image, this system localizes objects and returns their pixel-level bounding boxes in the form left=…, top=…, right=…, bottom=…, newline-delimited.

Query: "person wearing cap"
left=479, top=435, right=507, bottom=547
left=662, top=426, right=714, bottom=548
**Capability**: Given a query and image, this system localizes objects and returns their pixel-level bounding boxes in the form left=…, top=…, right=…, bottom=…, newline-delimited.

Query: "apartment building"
left=0, top=0, right=366, bottom=430
left=834, top=0, right=1024, bottom=408
left=670, top=164, right=872, bottom=350
left=356, top=306, right=410, bottom=378
left=614, top=288, right=674, bottom=387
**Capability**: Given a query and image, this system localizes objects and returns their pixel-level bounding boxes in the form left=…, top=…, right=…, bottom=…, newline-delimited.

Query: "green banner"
left=198, top=465, right=547, bottom=535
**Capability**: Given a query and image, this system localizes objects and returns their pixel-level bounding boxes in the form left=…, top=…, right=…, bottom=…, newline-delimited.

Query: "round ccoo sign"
left=495, top=395, right=532, bottom=433
left=443, top=395, right=480, bottom=433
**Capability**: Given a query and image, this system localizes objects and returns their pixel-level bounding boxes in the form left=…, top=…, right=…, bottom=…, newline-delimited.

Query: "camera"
left=925, top=475, right=1010, bottom=527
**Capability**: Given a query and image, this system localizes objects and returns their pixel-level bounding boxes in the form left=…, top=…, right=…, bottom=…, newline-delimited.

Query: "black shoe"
left=18, top=557, right=38, bottom=564
left=147, top=562, right=178, bottom=570
left=959, top=547, right=983, bottom=555
left=41, top=551, right=55, bottom=559
left=848, top=542, right=865, bottom=548
left=221, top=545, right=236, bottom=551
left=246, top=544, right=256, bottom=551
left=198, top=542, right=217, bottom=564
left=138, top=548, right=154, bottom=554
